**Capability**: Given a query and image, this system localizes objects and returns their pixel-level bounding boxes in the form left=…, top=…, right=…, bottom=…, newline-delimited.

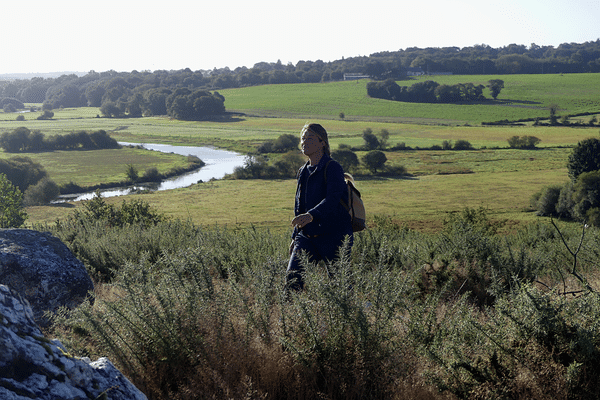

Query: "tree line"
left=1, top=41, right=599, bottom=116
left=367, top=79, right=504, bottom=103
left=0, top=127, right=120, bottom=152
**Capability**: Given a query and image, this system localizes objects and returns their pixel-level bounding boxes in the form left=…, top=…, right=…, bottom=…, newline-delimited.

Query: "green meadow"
left=221, top=73, right=600, bottom=124
left=2, top=73, right=599, bottom=231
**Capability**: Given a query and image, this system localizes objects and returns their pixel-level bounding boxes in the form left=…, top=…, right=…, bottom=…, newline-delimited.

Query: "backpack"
left=324, top=160, right=366, bottom=232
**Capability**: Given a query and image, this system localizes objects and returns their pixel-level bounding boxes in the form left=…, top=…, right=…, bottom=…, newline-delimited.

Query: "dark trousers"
left=286, top=232, right=352, bottom=291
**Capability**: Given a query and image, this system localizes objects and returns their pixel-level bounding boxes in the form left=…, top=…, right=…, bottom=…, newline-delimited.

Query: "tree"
left=0, top=156, right=47, bottom=191
left=571, top=170, right=600, bottom=225
left=362, top=150, right=387, bottom=173
left=166, top=89, right=225, bottom=120
left=272, top=134, right=299, bottom=153
left=100, top=101, right=123, bottom=118
left=487, top=79, right=504, bottom=100
left=362, top=128, right=380, bottom=150
left=331, top=149, right=359, bottom=173
left=549, top=103, right=560, bottom=125
left=0, top=127, right=30, bottom=152
left=23, top=177, right=60, bottom=206
left=125, top=164, right=139, bottom=183
left=36, top=110, right=54, bottom=120
left=378, top=129, right=390, bottom=150
left=567, top=138, right=600, bottom=181
left=507, top=135, right=541, bottom=149
left=0, top=173, right=27, bottom=228
left=453, top=140, right=473, bottom=150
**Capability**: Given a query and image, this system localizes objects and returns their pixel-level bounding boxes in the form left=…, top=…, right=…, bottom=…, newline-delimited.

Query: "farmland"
left=1, top=73, right=599, bottom=231
left=7, top=73, right=600, bottom=399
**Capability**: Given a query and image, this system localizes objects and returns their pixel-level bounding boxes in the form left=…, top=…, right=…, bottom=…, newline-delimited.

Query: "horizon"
left=1, top=0, right=599, bottom=76
left=1, top=39, right=598, bottom=79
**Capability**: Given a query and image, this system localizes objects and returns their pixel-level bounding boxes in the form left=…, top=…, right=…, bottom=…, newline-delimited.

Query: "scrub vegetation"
left=2, top=69, right=600, bottom=398
left=44, top=203, right=600, bottom=400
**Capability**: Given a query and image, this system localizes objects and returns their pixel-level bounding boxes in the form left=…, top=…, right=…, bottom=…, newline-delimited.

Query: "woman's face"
left=300, top=129, right=324, bottom=156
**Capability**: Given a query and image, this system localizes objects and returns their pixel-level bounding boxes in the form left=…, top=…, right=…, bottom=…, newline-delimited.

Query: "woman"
left=286, top=123, right=353, bottom=291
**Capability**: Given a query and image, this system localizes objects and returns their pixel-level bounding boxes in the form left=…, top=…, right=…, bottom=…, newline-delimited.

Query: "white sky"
left=1, top=0, right=599, bottom=75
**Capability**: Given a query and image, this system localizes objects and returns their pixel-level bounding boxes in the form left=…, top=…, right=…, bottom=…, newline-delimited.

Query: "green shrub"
left=331, top=148, right=359, bottom=173
left=23, top=177, right=60, bottom=206
left=257, top=134, right=299, bottom=154
left=556, top=181, right=575, bottom=218
left=412, top=286, right=600, bottom=399
left=141, top=166, right=160, bottom=182
left=44, top=206, right=600, bottom=399
left=571, top=170, right=600, bottom=225
left=453, top=139, right=473, bottom=150
left=535, top=185, right=562, bottom=216
left=567, top=138, right=600, bottom=181
left=0, top=173, right=27, bottom=228
left=362, top=150, right=387, bottom=173
left=508, top=135, right=541, bottom=149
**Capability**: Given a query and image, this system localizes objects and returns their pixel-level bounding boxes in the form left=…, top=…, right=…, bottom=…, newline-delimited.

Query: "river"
left=58, top=142, right=247, bottom=202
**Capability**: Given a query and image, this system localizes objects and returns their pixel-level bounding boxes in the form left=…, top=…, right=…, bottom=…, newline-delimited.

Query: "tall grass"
left=45, top=204, right=600, bottom=399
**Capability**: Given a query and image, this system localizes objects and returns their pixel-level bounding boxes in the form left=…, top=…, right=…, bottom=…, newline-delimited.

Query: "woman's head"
left=301, top=123, right=330, bottom=156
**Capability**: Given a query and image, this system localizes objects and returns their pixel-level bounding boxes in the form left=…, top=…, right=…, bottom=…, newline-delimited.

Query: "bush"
left=556, top=181, right=575, bottom=218
left=453, top=139, right=473, bottom=150
left=257, top=134, right=300, bottom=154
left=0, top=97, right=25, bottom=109
left=567, top=137, right=600, bottom=181
left=508, top=135, right=541, bottom=149
left=362, top=128, right=379, bottom=150
left=273, top=151, right=304, bottom=177
left=331, top=149, right=359, bottom=173
left=535, top=185, right=562, bottom=216
left=42, top=204, right=600, bottom=399
left=125, top=164, right=139, bottom=183
left=362, top=150, right=387, bottom=173
left=36, top=110, right=54, bottom=120
left=412, top=286, right=600, bottom=399
left=571, top=170, right=600, bottom=225
left=272, top=134, right=299, bottom=153
left=0, top=173, right=27, bottom=228
left=3, top=103, right=16, bottom=113
left=23, top=178, right=60, bottom=206
left=142, top=167, right=161, bottom=182
left=0, top=155, right=47, bottom=191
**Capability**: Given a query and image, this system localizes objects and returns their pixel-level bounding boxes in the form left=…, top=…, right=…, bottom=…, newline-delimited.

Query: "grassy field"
left=3, top=73, right=600, bottom=232
left=220, top=73, right=600, bottom=124
left=0, top=146, right=191, bottom=187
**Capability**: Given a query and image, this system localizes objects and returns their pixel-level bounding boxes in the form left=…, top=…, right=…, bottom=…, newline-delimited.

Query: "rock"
left=0, top=284, right=148, bottom=400
left=0, top=229, right=94, bottom=327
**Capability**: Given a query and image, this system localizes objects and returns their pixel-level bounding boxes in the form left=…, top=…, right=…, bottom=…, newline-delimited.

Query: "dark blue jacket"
left=294, top=154, right=352, bottom=238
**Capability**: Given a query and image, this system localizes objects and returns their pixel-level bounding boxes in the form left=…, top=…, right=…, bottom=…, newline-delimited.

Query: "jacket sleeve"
left=307, top=160, right=347, bottom=222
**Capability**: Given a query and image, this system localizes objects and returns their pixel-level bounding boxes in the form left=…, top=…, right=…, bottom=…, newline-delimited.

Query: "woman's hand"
left=291, top=213, right=313, bottom=229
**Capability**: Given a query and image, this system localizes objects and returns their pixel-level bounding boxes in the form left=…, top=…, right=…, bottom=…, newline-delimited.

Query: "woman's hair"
left=303, top=123, right=330, bottom=156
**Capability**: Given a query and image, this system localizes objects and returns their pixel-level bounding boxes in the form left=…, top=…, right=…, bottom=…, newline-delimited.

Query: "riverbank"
left=55, top=143, right=245, bottom=202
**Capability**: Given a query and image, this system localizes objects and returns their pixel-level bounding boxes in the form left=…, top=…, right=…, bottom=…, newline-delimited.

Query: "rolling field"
left=220, top=73, right=600, bottom=124
left=3, top=73, right=600, bottom=232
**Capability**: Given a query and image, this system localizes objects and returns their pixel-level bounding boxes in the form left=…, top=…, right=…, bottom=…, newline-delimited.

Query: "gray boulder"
left=0, top=229, right=94, bottom=327
left=0, top=284, right=148, bottom=400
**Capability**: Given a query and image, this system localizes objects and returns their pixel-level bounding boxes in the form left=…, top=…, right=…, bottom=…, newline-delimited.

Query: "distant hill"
left=0, top=71, right=86, bottom=80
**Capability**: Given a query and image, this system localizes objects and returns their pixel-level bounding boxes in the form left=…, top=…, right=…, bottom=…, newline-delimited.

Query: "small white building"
left=405, top=67, right=425, bottom=76
left=343, top=73, right=370, bottom=80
